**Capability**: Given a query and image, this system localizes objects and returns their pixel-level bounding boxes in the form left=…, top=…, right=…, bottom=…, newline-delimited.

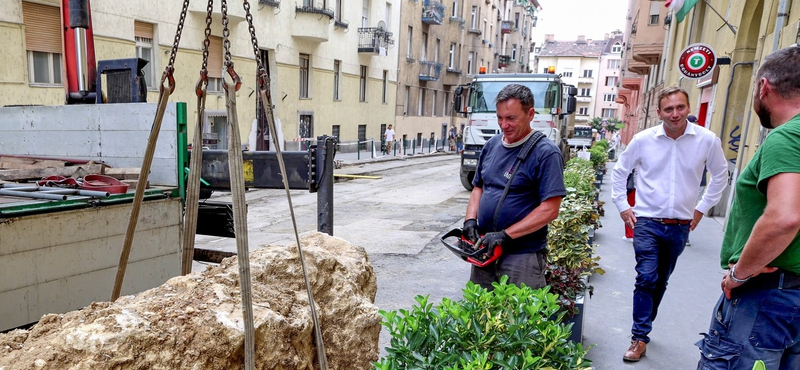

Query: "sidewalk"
left=584, top=161, right=727, bottom=369
left=333, top=147, right=455, bottom=171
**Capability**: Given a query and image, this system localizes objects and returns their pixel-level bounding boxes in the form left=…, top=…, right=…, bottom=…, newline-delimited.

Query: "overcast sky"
left=531, top=0, right=630, bottom=45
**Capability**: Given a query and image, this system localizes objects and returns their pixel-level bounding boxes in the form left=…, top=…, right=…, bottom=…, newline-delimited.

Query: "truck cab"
left=454, top=72, right=577, bottom=190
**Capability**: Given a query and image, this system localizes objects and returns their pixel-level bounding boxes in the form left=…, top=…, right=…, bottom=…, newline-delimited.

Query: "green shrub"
left=588, top=147, right=608, bottom=171
left=374, top=277, right=592, bottom=370
left=592, top=139, right=609, bottom=151
left=563, top=158, right=596, bottom=202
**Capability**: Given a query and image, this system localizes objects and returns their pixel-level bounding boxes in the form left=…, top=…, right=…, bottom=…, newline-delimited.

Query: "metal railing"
left=296, top=4, right=334, bottom=19
left=421, top=1, right=445, bottom=25
left=419, top=61, right=443, bottom=81
left=357, top=27, right=394, bottom=53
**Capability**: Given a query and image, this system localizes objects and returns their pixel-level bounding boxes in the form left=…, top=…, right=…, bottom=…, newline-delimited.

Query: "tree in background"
left=590, top=117, right=622, bottom=137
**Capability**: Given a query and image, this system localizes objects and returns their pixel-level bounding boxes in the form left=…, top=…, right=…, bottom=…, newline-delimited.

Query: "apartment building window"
left=362, top=0, right=369, bottom=27
left=607, top=59, right=621, bottom=69
left=22, top=2, right=63, bottom=85
left=418, top=88, right=425, bottom=116
left=452, top=0, right=458, bottom=17
left=578, top=107, right=589, bottom=115
left=333, top=60, right=341, bottom=100
left=603, top=93, right=616, bottom=102
left=582, top=69, right=593, bottom=78
left=299, top=54, right=310, bottom=98
left=435, top=39, right=440, bottom=63
left=385, top=2, right=392, bottom=30
left=483, top=20, right=487, bottom=36
left=382, top=70, right=388, bottom=103
left=512, top=44, right=517, bottom=61
left=358, top=124, right=367, bottom=148
left=403, top=85, right=410, bottom=115
left=422, top=32, right=428, bottom=61
left=470, top=6, right=477, bottom=28
left=612, top=43, right=622, bottom=53
left=449, top=43, right=456, bottom=68
left=207, top=36, right=223, bottom=93
left=359, top=65, right=367, bottom=102
left=562, top=71, right=573, bottom=77
left=443, top=92, right=449, bottom=116
left=336, top=0, right=343, bottom=22
left=602, top=108, right=617, bottom=118
left=649, top=1, right=660, bottom=25
left=134, top=22, right=156, bottom=89
left=432, top=91, right=437, bottom=117
left=580, top=88, right=591, bottom=96
left=514, top=12, right=520, bottom=29
left=332, top=125, right=340, bottom=140
left=299, top=114, right=313, bottom=138
left=468, top=52, right=474, bottom=74
left=407, top=26, right=413, bottom=59
left=606, top=76, right=619, bottom=86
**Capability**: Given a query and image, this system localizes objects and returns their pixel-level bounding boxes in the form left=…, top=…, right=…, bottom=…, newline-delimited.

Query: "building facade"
left=616, top=0, right=669, bottom=145
left=392, top=0, right=538, bottom=147
left=0, top=0, right=400, bottom=151
left=594, top=31, right=624, bottom=123
left=535, top=34, right=607, bottom=129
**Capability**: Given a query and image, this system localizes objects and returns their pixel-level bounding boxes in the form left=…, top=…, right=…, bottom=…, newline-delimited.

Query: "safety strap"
left=492, top=131, right=546, bottom=230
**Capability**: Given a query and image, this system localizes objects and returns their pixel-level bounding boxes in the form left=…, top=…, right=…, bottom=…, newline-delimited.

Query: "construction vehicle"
left=453, top=69, right=577, bottom=191
left=567, top=124, right=594, bottom=148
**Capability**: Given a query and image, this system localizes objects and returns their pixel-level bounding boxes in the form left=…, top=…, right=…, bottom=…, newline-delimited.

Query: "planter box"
left=564, top=295, right=586, bottom=344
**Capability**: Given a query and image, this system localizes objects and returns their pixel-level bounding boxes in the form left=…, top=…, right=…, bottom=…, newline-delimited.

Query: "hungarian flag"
left=665, top=0, right=700, bottom=23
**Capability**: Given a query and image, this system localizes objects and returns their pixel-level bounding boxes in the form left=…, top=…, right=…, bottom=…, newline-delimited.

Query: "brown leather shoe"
left=623, top=340, right=646, bottom=362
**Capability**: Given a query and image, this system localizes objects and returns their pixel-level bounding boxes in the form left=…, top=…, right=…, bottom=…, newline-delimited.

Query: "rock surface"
left=0, top=232, right=380, bottom=370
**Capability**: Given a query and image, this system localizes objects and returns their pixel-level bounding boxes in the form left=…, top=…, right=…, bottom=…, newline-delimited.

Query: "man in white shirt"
left=384, top=124, right=395, bottom=155
left=611, top=87, right=728, bottom=362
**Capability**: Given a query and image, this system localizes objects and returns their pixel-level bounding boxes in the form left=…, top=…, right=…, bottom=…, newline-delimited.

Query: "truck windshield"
left=574, top=127, right=593, bottom=138
left=468, top=81, right=561, bottom=113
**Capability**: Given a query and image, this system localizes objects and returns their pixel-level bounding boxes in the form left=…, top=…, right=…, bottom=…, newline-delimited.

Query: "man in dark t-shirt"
left=462, top=84, right=566, bottom=290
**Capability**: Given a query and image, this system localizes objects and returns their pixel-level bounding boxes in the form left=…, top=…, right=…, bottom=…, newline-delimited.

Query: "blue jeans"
left=631, top=217, right=690, bottom=343
left=696, top=286, right=800, bottom=370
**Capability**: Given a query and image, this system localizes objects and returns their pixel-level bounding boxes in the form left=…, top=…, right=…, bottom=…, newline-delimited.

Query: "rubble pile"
left=0, top=232, right=380, bottom=370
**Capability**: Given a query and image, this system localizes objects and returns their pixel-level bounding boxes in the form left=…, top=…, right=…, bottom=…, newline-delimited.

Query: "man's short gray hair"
left=757, top=46, right=800, bottom=99
left=495, top=84, right=534, bottom=111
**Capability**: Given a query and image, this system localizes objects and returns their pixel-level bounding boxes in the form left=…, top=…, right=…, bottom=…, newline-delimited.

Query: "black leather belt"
left=650, top=218, right=691, bottom=225
left=741, top=270, right=800, bottom=291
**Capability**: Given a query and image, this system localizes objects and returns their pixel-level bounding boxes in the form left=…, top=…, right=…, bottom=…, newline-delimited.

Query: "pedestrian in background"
left=383, top=124, right=395, bottom=155
left=696, top=46, right=800, bottom=370
left=611, top=86, right=728, bottom=362
left=462, top=84, right=565, bottom=290
left=456, top=129, right=464, bottom=154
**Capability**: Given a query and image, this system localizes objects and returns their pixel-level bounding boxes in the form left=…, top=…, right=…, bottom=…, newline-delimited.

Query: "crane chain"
left=241, top=1, right=329, bottom=369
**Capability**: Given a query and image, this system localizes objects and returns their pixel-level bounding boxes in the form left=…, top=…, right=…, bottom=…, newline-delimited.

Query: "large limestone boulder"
left=0, top=232, right=380, bottom=369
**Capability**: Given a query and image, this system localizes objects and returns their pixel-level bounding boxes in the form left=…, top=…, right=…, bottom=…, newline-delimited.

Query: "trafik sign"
left=678, top=43, right=717, bottom=79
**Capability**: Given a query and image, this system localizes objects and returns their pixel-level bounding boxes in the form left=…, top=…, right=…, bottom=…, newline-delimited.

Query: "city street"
left=194, top=153, right=727, bottom=368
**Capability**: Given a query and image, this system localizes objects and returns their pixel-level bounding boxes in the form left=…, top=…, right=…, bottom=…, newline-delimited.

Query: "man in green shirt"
left=696, top=46, right=800, bottom=369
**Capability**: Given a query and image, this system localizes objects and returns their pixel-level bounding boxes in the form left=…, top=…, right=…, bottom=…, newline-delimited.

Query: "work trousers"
left=696, top=286, right=800, bottom=370
left=631, top=217, right=690, bottom=343
left=470, top=250, right=547, bottom=291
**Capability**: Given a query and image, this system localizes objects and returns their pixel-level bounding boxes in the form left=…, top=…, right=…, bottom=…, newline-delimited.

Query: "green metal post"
left=176, top=102, right=188, bottom=203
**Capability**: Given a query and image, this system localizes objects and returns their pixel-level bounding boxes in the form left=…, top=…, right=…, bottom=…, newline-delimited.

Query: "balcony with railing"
left=501, top=20, right=514, bottom=34
left=421, top=1, right=445, bottom=25
left=357, top=28, right=394, bottom=55
left=258, top=0, right=280, bottom=7
left=419, top=61, right=444, bottom=81
left=498, top=55, right=511, bottom=68
left=292, top=4, right=334, bottom=42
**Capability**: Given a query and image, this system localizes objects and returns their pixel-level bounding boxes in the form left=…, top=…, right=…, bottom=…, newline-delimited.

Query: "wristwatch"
left=729, top=264, right=752, bottom=284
